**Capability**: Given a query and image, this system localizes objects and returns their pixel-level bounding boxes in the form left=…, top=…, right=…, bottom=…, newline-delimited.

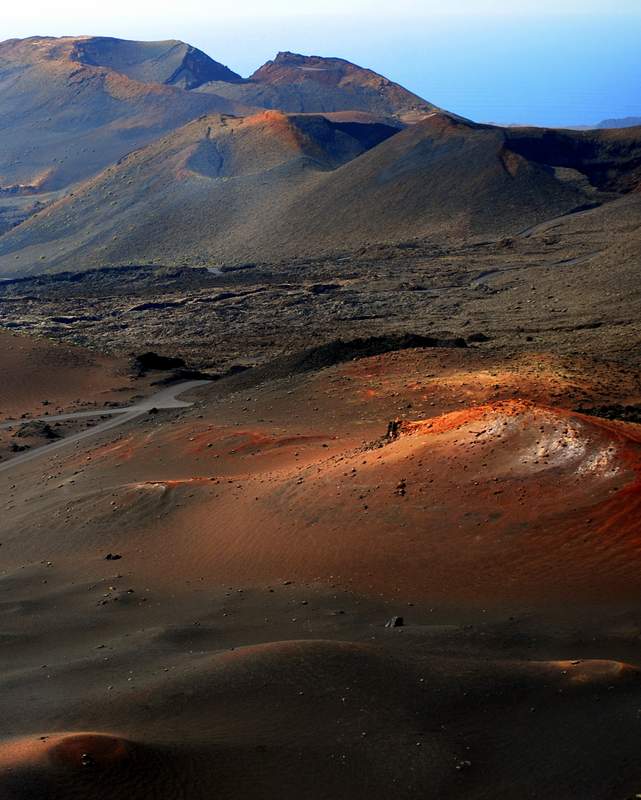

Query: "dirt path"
left=0, top=379, right=211, bottom=473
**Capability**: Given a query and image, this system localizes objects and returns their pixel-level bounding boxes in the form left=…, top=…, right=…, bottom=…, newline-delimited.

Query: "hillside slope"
left=2, top=39, right=640, bottom=277
left=4, top=112, right=641, bottom=275
left=73, top=36, right=242, bottom=88
left=197, top=51, right=436, bottom=122
left=0, top=36, right=251, bottom=194
left=3, top=345, right=641, bottom=799
left=0, top=111, right=398, bottom=274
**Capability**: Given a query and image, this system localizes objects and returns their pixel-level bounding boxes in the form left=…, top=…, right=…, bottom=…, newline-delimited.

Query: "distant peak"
left=269, top=51, right=353, bottom=68
left=274, top=51, right=300, bottom=61
left=0, top=35, right=243, bottom=89
left=73, top=37, right=243, bottom=88
left=248, top=51, right=436, bottom=120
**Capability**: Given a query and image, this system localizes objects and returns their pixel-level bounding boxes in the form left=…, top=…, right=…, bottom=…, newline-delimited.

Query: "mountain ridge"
left=597, top=115, right=641, bottom=129
left=5, top=109, right=639, bottom=275
left=0, top=35, right=252, bottom=193
left=71, top=36, right=243, bottom=88
left=196, top=49, right=437, bottom=123
left=1, top=35, right=641, bottom=278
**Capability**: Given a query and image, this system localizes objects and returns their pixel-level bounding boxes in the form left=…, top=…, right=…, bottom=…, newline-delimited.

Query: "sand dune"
left=3, top=344, right=641, bottom=798
left=0, top=330, right=135, bottom=419
left=3, top=638, right=641, bottom=798
left=5, top=348, right=641, bottom=610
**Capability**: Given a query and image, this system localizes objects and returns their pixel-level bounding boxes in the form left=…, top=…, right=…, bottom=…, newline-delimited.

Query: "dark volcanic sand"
left=2, top=193, right=640, bottom=375
left=2, top=345, right=641, bottom=798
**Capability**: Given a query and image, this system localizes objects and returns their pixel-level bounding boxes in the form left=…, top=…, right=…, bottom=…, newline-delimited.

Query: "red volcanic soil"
left=4, top=347, right=641, bottom=605
left=3, top=346, right=641, bottom=799
left=106, top=395, right=641, bottom=609
left=0, top=329, right=140, bottom=419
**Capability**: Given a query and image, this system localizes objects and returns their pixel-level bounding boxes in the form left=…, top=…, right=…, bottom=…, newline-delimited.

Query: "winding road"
left=0, top=380, right=211, bottom=474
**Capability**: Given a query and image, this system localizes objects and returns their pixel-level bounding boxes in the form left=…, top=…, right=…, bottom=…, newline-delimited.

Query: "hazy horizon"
left=4, top=1, right=641, bottom=127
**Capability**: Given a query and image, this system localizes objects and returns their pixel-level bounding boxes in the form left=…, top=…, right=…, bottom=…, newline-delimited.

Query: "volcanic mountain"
left=2, top=35, right=641, bottom=280
left=5, top=30, right=641, bottom=800
left=71, top=36, right=242, bottom=89
left=0, top=36, right=249, bottom=196
left=0, top=37, right=441, bottom=247
left=0, top=39, right=437, bottom=202
left=3, top=111, right=641, bottom=275
left=598, top=116, right=641, bottom=129
left=197, top=50, right=437, bottom=122
left=0, top=110, right=398, bottom=274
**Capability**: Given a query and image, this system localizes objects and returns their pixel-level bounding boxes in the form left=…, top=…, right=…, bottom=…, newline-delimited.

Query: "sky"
left=4, top=0, right=641, bottom=126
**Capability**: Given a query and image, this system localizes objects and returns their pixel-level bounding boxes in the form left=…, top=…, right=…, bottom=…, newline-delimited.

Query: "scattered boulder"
left=307, top=283, right=341, bottom=295
left=291, top=334, right=467, bottom=374
left=128, top=299, right=187, bottom=312
left=134, top=352, right=186, bottom=374
left=467, top=332, right=490, bottom=343
left=576, top=404, right=641, bottom=424
left=15, top=421, right=60, bottom=440
left=394, top=479, right=407, bottom=497
left=225, top=364, right=252, bottom=377
left=385, top=616, right=404, bottom=628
